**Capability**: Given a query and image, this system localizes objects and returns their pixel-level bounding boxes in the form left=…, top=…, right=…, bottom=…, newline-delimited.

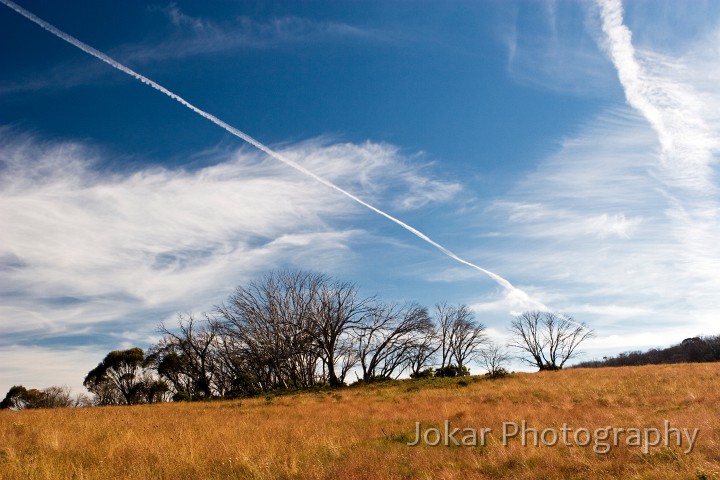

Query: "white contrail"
left=0, top=0, right=545, bottom=310
left=596, top=0, right=715, bottom=192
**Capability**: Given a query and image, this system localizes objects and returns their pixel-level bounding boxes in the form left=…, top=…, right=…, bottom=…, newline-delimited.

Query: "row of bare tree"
left=136, top=270, right=494, bottom=402
left=1, top=270, right=595, bottom=408
left=0, top=269, right=596, bottom=407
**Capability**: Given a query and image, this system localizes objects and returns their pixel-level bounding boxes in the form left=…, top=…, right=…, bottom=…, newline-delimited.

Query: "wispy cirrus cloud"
left=0, top=130, right=461, bottom=356
left=0, top=345, right=106, bottom=393
left=392, top=78, right=716, bottom=339
left=457, top=2, right=720, bottom=349
left=278, top=139, right=462, bottom=211
left=0, top=128, right=468, bottom=398
left=0, top=5, right=377, bottom=95
left=0, top=59, right=114, bottom=96
left=500, top=0, right=616, bottom=96
left=594, top=0, right=720, bottom=332
left=468, top=104, right=720, bottom=344
left=121, top=4, right=378, bottom=64
left=597, top=0, right=719, bottom=192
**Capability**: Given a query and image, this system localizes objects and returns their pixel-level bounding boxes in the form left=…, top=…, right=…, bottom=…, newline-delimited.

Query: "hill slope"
left=1, top=364, right=719, bottom=479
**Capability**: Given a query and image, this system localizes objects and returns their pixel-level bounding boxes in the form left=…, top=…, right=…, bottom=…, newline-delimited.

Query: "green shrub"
left=172, top=391, right=191, bottom=402
left=485, top=367, right=510, bottom=379
left=435, top=365, right=470, bottom=378
left=410, top=368, right=434, bottom=379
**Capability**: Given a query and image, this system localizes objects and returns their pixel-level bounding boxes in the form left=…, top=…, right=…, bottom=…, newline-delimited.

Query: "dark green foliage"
left=84, top=347, right=167, bottom=405
left=172, top=390, right=192, bottom=402
left=157, top=351, right=186, bottom=379
left=151, top=348, right=202, bottom=400
left=435, top=364, right=470, bottom=378
left=142, top=379, right=170, bottom=403
left=540, top=362, right=561, bottom=371
left=0, top=385, right=74, bottom=410
left=150, top=314, right=220, bottom=400
left=484, top=367, right=510, bottom=379
left=409, top=368, right=434, bottom=379
left=172, top=390, right=191, bottom=402
left=228, top=373, right=261, bottom=397
left=0, top=385, right=30, bottom=409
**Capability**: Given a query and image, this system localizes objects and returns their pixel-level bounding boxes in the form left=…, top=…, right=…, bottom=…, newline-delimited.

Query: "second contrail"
left=1, top=0, right=543, bottom=309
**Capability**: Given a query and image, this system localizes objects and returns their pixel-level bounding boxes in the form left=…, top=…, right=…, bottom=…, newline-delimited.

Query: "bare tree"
left=84, top=378, right=124, bottom=406
left=405, top=323, right=439, bottom=378
left=356, top=301, right=433, bottom=381
left=478, top=343, right=511, bottom=378
left=432, top=303, right=486, bottom=375
left=312, top=280, right=369, bottom=386
left=151, top=313, right=220, bottom=400
left=434, top=302, right=455, bottom=370
left=73, top=393, right=95, bottom=407
left=210, top=331, right=253, bottom=397
left=508, top=311, right=594, bottom=370
left=216, top=270, right=326, bottom=390
left=39, top=385, right=74, bottom=408
left=448, top=305, right=487, bottom=372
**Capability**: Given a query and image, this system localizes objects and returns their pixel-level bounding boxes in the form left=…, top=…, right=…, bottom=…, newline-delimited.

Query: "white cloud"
left=0, top=130, right=467, bottom=394
left=0, top=60, right=113, bottom=96
left=122, top=6, right=377, bottom=64
left=279, top=140, right=463, bottom=211
left=563, top=304, right=653, bottom=318
left=597, top=0, right=719, bottom=192
left=0, top=7, right=377, bottom=96
left=500, top=0, right=617, bottom=96
left=0, top=132, right=461, bottom=351
left=492, top=202, right=642, bottom=240
left=470, top=288, right=549, bottom=318
left=0, top=345, right=105, bottom=395
left=471, top=105, right=720, bottom=342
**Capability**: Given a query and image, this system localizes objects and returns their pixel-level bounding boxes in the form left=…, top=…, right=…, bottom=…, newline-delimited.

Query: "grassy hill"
left=1, top=363, right=719, bottom=479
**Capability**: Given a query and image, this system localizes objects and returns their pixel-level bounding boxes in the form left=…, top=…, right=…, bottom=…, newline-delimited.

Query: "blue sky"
left=1, top=0, right=719, bottom=394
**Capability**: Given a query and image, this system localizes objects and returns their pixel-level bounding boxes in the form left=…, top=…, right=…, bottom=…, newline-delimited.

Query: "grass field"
left=1, top=363, right=720, bottom=479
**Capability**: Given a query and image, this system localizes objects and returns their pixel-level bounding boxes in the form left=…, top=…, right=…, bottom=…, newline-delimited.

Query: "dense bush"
left=409, top=368, right=434, bottom=379
left=485, top=367, right=510, bottom=379
left=434, top=365, right=470, bottom=378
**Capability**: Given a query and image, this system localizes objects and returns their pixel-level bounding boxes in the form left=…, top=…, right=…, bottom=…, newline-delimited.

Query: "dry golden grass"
left=2, top=363, right=720, bottom=479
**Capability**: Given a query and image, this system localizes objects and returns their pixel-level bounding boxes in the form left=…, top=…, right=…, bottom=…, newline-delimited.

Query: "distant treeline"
left=574, top=335, right=720, bottom=368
